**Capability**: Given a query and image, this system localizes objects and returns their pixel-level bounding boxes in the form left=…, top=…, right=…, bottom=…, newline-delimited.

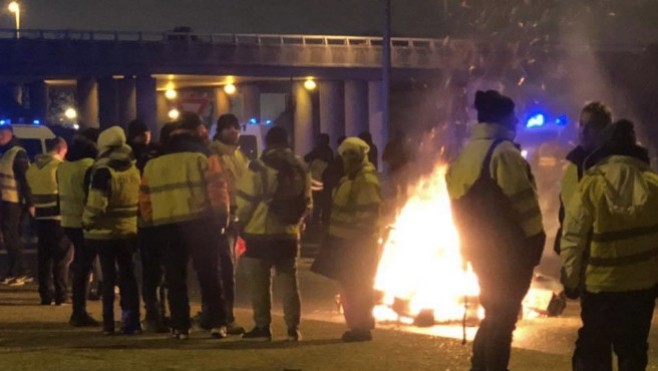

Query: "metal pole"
left=16, top=9, right=20, bottom=39
left=382, top=0, right=391, bottom=138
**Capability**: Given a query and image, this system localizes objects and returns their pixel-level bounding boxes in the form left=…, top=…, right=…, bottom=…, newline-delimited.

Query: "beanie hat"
left=127, top=119, right=149, bottom=142
left=475, top=90, right=515, bottom=124
left=265, top=126, right=289, bottom=148
left=216, top=114, right=240, bottom=134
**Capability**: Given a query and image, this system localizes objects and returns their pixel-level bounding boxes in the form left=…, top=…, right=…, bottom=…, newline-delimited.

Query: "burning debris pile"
left=372, top=165, right=565, bottom=327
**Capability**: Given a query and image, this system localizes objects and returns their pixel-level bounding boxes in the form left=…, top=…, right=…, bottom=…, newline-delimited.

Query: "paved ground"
left=1, top=253, right=658, bottom=370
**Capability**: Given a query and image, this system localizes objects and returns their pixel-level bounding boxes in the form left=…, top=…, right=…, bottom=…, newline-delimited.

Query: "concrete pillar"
left=241, top=84, right=260, bottom=123
left=344, top=80, right=369, bottom=137
left=293, top=82, right=313, bottom=156
left=76, top=77, right=99, bottom=128
left=117, top=76, right=136, bottom=127
left=97, top=76, right=118, bottom=130
left=28, top=81, right=48, bottom=123
left=136, top=75, right=158, bottom=134
left=368, top=80, right=387, bottom=165
left=213, top=87, right=231, bottom=124
left=319, top=80, right=344, bottom=150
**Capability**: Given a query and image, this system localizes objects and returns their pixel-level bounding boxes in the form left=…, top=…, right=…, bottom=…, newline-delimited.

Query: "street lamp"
left=8, top=1, right=20, bottom=39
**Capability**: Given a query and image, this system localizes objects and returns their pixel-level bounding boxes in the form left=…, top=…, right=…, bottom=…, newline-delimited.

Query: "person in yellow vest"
left=140, top=112, right=230, bottom=340
left=446, top=91, right=545, bottom=370
left=208, top=113, right=249, bottom=335
left=561, top=120, right=658, bottom=371
left=237, top=126, right=311, bottom=342
left=554, top=102, right=612, bottom=255
left=82, top=126, right=141, bottom=335
left=0, top=124, right=34, bottom=286
left=304, top=133, right=334, bottom=225
left=312, top=137, right=381, bottom=343
left=59, top=132, right=100, bottom=326
left=26, top=137, right=70, bottom=305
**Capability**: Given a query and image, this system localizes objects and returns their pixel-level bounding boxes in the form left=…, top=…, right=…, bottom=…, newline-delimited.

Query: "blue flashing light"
left=526, top=113, right=546, bottom=128
left=248, top=117, right=258, bottom=125
left=32, top=119, right=41, bottom=125
left=555, top=114, right=568, bottom=126
left=0, top=120, right=6, bottom=126
left=265, top=119, right=272, bottom=125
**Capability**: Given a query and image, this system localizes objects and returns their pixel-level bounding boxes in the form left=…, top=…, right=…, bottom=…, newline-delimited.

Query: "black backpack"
left=450, top=139, right=528, bottom=271
left=261, top=158, right=308, bottom=225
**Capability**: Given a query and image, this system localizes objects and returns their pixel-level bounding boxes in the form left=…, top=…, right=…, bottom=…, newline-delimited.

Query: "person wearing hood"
left=208, top=113, right=248, bottom=335
left=304, top=133, right=334, bottom=225
left=554, top=102, right=612, bottom=256
left=0, top=124, right=33, bottom=286
left=26, top=137, right=70, bottom=305
left=446, top=90, right=545, bottom=370
left=82, top=126, right=142, bottom=335
left=140, top=113, right=230, bottom=340
left=311, top=137, right=381, bottom=343
left=236, top=126, right=311, bottom=342
left=561, top=119, right=658, bottom=371
left=58, top=133, right=101, bottom=326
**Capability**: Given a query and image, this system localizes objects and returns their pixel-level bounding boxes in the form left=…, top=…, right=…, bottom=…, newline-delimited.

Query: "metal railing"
left=0, top=28, right=452, bottom=49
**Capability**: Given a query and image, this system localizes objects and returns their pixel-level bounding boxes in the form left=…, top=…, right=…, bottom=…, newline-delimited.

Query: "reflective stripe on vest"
left=0, top=146, right=25, bottom=202
left=58, top=159, right=94, bottom=228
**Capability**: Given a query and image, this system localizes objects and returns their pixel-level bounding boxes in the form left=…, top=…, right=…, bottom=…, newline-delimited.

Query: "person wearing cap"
left=236, top=126, right=311, bottom=342
left=26, top=137, right=71, bottom=305
left=208, top=113, right=249, bottom=335
left=311, top=137, right=381, bottom=343
left=59, top=132, right=101, bottom=326
left=140, top=113, right=229, bottom=340
left=0, top=124, right=33, bottom=286
left=561, top=119, right=658, bottom=370
left=446, top=90, right=545, bottom=370
left=83, top=126, right=142, bottom=335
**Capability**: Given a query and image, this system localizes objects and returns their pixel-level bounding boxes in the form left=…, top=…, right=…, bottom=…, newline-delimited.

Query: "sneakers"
left=242, top=326, right=272, bottom=342
left=7, top=275, right=33, bottom=287
left=171, top=329, right=189, bottom=340
left=226, top=322, right=245, bottom=335
left=287, top=327, right=302, bottom=342
left=0, top=276, right=14, bottom=285
left=69, top=312, right=100, bottom=327
left=191, top=311, right=210, bottom=330
left=341, top=329, right=372, bottom=343
left=210, top=326, right=228, bottom=339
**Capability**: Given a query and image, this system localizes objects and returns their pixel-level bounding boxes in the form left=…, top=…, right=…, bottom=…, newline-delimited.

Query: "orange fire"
left=373, top=165, right=481, bottom=323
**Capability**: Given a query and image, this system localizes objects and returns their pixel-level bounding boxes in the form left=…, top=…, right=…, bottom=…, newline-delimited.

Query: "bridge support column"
left=319, top=80, right=344, bottom=150
left=213, top=87, right=231, bottom=124
left=136, top=75, right=158, bottom=134
left=368, top=80, right=387, bottom=165
left=76, top=77, right=98, bottom=128
left=241, top=84, right=260, bottom=123
left=28, top=81, right=48, bottom=123
left=344, top=80, right=369, bottom=137
left=293, top=81, right=313, bottom=156
left=118, top=76, right=136, bottom=127
left=97, top=76, right=118, bottom=130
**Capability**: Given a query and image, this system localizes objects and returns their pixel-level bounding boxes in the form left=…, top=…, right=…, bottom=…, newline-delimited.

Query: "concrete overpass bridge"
left=0, top=28, right=487, bottom=154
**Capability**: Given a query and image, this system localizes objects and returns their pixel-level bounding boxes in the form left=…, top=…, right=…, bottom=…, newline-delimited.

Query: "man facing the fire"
left=447, top=90, right=545, bottom=371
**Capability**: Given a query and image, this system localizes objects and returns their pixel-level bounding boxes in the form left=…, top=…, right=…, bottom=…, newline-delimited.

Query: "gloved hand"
left=564, top=286, right=580, bottom=300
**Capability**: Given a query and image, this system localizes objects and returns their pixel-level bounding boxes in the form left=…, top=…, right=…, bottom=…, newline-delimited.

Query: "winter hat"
left=338, top=137, right=370, bottom=157
left=126, top=119, right=149, bottom=142
left=474, top=90, right=515, bottom=124
left=265, top=126, right=289, bottom=148
left=216, top=114, right=240, bottom=134
left=98, top=126, right=127, bottom=152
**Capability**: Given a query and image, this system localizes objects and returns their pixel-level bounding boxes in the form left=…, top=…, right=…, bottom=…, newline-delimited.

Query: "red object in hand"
left=236, top=237, right=247, bottom=258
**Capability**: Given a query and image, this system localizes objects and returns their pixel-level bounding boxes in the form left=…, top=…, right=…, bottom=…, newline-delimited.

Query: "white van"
left=11, top=124, right=56, bottom=161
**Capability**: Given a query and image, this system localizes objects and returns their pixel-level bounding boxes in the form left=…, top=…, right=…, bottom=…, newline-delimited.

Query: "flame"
left=374, top=165, right=480, bottom=323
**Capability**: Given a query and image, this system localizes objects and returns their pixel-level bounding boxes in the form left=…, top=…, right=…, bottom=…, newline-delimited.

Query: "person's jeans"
left=36, top=220, right=71, bottom=304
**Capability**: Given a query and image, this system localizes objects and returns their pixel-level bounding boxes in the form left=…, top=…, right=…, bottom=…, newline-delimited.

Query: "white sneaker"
left=210, top=326, right=228, bottom=339
left=8, top=277, right=26, bottom=287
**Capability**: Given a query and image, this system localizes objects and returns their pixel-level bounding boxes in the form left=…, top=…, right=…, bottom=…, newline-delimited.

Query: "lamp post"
left=8, top=1, right=20, bottom=39
left=382, top=0, right=391, bottom=138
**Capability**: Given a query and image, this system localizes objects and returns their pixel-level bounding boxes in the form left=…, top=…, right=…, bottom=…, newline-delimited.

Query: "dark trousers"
left=219, top=233, right=236, bottom=323
left=471, top=264, right=533, bottom=371
left=36, top=220, right=71, bottom=304
left=139, top=227, right=167, bottom=321
left=340, top=279, right=374, bottom=331
left=164, top=220, right=226, bottom=332
left=1, top=202, right=26, bottom=277
left=66, top=228, right=97, bottom=315
left=573, top=287, right=656, bottom=371
left=88, top=238, right=140, bottom=329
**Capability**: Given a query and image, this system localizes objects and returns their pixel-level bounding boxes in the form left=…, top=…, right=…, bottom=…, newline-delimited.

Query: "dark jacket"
left=164, top=133, right=210, bottom=156
left=0, top=137, right=32, bottom=206
left=304, top=144, right=334, bottom=165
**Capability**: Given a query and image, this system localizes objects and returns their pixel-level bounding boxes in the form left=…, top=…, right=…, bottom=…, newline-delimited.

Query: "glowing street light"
left=223, top=84, right=236, bottom=95
left=165, top=88, right=177, bottom=100
left=304, top=78, right=317, bottom=91
left=168, top=108, right=180, bottom=120
left=64, top=107, right=77, bottom=120
left=8, top=1, right=20, bottom=39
